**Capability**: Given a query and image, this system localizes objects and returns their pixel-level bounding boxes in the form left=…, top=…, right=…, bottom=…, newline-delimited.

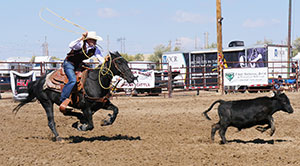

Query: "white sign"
left=267, top=46, right=288, bottom=78
left=10, top=71, right=36, bottom=101
left=224, top=67, right=268, bottom=86
left=162, top=53, right=187, bottom=85
left=118, top=69, right=155, bottom=89
left=162, top=53, right=186, bottom=71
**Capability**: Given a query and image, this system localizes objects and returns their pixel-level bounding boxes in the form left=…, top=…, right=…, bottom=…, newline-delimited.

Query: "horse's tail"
left=203, top=100, right=224, bottom=120
left=12, top=81, right=37, bottom=114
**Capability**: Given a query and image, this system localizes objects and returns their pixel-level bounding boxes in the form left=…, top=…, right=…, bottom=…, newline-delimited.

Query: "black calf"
left=203, top=91, right=294, bottom=144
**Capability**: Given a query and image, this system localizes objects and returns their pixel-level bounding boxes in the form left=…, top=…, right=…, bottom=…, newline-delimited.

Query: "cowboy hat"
left=85, top=31, right=103, bottom=41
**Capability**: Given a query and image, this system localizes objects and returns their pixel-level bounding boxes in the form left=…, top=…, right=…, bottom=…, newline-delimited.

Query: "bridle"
left=83, top=55, right=128, bottom=103
left=111, top=56, right=127, bottom=78
left=98, top=54, right=128, bottom=89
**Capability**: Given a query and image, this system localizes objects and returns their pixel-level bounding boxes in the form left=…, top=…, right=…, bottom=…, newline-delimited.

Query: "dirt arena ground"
left=0, top=91, right=300, bottom=166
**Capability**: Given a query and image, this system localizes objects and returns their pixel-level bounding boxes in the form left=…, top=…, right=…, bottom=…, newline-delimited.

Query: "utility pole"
left=195, top=35, right=198, bottom=49
left=117, top=37, right=126, bottom=53
left=216, top=0, right=224, bottom=94
left=204, top=32, right=209, bottom=48
left=287, top=0, right=292, bottom=64
left=107, top=35, right=110, bottom=52
left=175, top=38, right=181, bottom=50
left=42, top=36, right=49, bottom=57
left=123, top=37, right=126, bottom=53
left=168, top=40, right=172, bottom=50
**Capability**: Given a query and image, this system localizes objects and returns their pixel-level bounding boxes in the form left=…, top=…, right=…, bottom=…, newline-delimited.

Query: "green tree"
left=174, top=46, right=181, bottom=51
left=255, top=38, right=273, bottom=45
left=292, top=37, right=300, bottom=56
left=148, top=54, right=159, bottom=63
left=134, top=53, right=144, bottom=61
left=121, top=53, right=134, bottom=61
left=51, top=56, right=61, bottom=60
left=149, top=44, right=171, bottom=63
left=207, top=42, right=217, bottom=48
left=30, top=56, right=36, bottom=62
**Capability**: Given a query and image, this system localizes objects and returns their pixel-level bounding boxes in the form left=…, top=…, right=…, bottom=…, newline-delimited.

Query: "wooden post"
left=40, top=62, right=43, bottom=76
left=216, top=0, right=224, bottom=94
left=296, top=62, right=299, bottom=91
left=288, top=0, right=292, bottom=73
left=168, top=65, right=173, bottom=98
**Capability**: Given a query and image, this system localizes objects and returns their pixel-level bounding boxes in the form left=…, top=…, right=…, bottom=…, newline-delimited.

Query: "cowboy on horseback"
left=60, top=31, right=107, bottom=111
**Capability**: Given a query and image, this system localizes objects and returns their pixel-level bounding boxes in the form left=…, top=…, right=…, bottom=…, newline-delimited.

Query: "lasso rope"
left=39, top=8, right=88, bottom=34
left=98, top=52, right=113, bottom=89
left=98, top=67, right=114, bottom=89
left=39, top=8, right=90, bottom=59
left=39, top=7, right=114, bottom=90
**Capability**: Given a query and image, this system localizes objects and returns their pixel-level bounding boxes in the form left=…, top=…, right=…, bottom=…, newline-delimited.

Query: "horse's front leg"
left=101, top=101, right=119, bottom=126
left=63, top=111, right=90, bottom=130
left=76, top=107, right=94, bottom=131
left=63, top=111, right=87, bottom=124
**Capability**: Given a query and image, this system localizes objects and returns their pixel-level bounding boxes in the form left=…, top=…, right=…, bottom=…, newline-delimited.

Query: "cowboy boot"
left=59, top=98, right=73, bottom=114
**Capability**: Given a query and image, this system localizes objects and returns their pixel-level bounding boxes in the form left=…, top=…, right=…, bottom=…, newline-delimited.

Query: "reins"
left=98, top=56, right=126, bottom=89
left=82, top=67, right=122, bottom=103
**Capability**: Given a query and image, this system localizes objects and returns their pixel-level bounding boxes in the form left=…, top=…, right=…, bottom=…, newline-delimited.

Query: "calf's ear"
left=272, top=91, right=277, bottom=97
left=272, top=90, right=281, bottom=97
left=276, top=90, right=282, bottom=95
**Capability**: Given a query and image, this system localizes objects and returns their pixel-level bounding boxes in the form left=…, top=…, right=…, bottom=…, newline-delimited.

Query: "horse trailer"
left=162, top=43, right=291, bottom=91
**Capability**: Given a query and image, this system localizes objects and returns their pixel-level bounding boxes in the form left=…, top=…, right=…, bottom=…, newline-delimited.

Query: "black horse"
left=13, top=51, right=135, bottom=141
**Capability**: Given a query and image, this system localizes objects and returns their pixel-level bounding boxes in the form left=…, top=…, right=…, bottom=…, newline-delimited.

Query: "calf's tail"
left=203, top=100, right=224, bottom=120
left=12, top=81, right=37, bottom=115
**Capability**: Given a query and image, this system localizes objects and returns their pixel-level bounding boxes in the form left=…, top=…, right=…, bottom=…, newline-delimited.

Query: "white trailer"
left=162, top=44, right=291, bottom=91
left=33, top=56, right=61, bottom=76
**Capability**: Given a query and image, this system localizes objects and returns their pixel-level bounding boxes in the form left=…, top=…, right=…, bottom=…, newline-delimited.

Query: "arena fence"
left=168, top=60, right=299, bottom=95
left=0, top=60, right=298, bottom=99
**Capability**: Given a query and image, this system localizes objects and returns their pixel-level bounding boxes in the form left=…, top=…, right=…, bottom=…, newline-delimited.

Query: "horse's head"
left=107, top=51, right=135, bottom=83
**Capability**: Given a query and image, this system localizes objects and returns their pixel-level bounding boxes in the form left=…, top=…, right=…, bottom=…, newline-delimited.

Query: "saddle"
left=44, top=68, right=111, bottom=113
left=44, top=68, right=87, bottom=111
left=46, top=68, right=85, bottom=93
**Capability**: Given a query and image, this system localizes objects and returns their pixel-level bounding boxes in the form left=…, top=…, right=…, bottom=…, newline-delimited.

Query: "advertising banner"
left=224, top=67, right=268, bottom=86
left=10, top=71, right=36, bottom=101
left=246, top=47, right=268, bottom=68
left=118, top=69, right=155, bottom=89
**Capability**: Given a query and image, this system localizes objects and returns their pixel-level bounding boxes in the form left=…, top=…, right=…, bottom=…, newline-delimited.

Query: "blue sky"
left=0, top=0, right=299, bottom=60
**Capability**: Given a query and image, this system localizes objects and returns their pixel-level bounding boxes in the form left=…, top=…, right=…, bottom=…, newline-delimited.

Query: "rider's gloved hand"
left=81, top=32, right=88, bottom=40
left=105, top=56, right=110, bottom=62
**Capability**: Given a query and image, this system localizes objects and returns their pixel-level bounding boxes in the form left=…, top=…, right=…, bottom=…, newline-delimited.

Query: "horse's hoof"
left=78, top=124, right=88, bottom=131
left=72, top=121, right=79, bottom=129
left=101, top=120, right=111, bottom=126
left=255, top=126, right=265, bottom=133
left=55, top=136, right=64, bottom=142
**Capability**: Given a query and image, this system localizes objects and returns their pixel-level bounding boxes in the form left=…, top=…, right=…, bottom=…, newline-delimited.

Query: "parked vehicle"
left=33, top=56, right=61, bottom=76
left=162, top=43, right=291, bottom=91
left=0, top=57, right=32, bottom=92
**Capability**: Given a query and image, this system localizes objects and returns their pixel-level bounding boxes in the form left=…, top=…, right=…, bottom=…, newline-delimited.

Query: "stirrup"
left=59, top=98, right=73, bottom=113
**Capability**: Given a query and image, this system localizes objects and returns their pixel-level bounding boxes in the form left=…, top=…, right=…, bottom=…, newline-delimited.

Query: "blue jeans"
left=60, top=60, right=76, bottom=103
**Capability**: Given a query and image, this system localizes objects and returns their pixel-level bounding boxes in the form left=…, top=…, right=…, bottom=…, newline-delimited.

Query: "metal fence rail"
left=168, top=60, right=299, bottom=95
left=0, top=60, right=299, bottom=99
